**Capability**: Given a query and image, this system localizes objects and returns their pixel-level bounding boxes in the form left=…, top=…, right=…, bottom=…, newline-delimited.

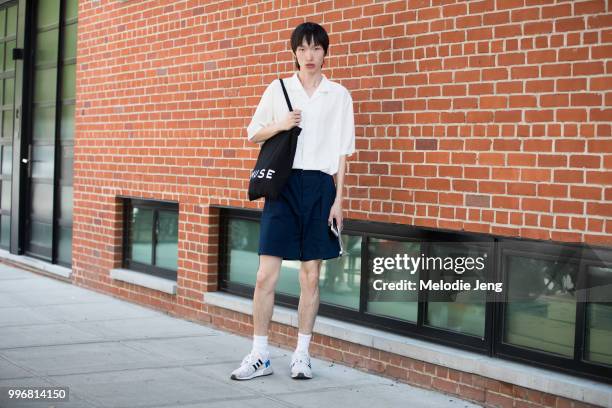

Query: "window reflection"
left=367, top=238, right=420, bottom=322
left=227, top=218, right=260, bottom=287
left=129, top=207, right=153, bottom=265
left=585, top=266, right=612, bottom=366
left=155, top=211, right=178, bottom=271
left=504, top=255, right=577, bottom=357
left=425, top=242, right=489, bottom=337
left=320, top=235, right=361, bottom=310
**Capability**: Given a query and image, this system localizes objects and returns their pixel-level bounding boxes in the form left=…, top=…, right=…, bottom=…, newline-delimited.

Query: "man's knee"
left=300, top=260, right=321, bottom=290
left=255, top=260, right=280, bottom=293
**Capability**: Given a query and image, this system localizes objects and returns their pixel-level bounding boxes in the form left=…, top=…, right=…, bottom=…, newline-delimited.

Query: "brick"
left=555, top=17, right=586, bottom=32
left=539, top=184, right=568, bottom=198
left=432, top=377, right=458, bottom=394
left=573, top=62, right=604, bottom=76
left=384, top=364, right=408, bottom=381
left=553, top=200, right=584, bottom=214
left=486, top=391, right=514, bottom=408
left=590, top=109, right=612, bottom=121
left=538, top=155, right=567, bottom=167
left=522, top=198, right=551, bottom=212
left=590, top=77, right=612, bottom=91
left=466, top=194, right=491, bottom=207
left=587, top=140, right=612, bottom=153
left=558, top=78, right=588, bottom=92
left=575, top=0, right=606, bottom=15
left=570, top=155, right=601, bottom=168
left=409, top=371, right=433, bottom=388
left=458, top=384, right=486, bottom=402
left=587, top=202, right=612, bottom=217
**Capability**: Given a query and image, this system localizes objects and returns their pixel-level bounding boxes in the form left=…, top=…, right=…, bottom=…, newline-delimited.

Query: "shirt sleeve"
left=246, top=81, right=276, bottom=143
left=339, top=90, right=356, bottom=157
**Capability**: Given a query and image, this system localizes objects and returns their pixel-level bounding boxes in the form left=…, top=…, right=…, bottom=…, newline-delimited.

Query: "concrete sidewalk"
left=0, top=262, right=480, bottom=408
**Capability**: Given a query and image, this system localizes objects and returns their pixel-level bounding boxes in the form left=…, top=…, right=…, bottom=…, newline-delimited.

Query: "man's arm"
left=329, top=89, right=355, bottom=231
left=329, top=154, right=348, bottom=231
left=250, top=121, right=284, bottom=144
left=334, top=154, right=347, bottom=205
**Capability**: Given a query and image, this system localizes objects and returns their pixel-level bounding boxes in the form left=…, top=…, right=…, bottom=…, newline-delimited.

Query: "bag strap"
left=279, top=78, right=293, bottom=112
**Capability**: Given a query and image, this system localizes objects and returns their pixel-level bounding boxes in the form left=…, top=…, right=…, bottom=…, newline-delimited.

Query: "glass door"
left=0, top=2, right=17, bottom=250
left=23, top=0, right=75, bottom=266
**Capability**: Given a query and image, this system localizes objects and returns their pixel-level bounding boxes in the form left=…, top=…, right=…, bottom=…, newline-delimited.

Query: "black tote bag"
left=248, top=78, right=301, bottom=201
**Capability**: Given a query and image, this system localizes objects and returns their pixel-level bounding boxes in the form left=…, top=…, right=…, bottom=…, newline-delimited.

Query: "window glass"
left=320, top=235, right=361, bottom=310
left=0, top=214, right=9, bottom=247
left=37, top=0, right=60, bottom=29
left=585, top=265, right=612, bottom=366
left=61, top=104, right=75, bottom=140
left=366, top=238, right=420, bottom=323
left=227, top=218, right=259, bottom=287
left=35, top=28, right=58, bottom=65
left=155, top=210, right=178, bottom=271
left=425, top=242, right=489, bottom=337
left=63, top=23, right=77, bottom=60
left=129, top=207, right=153, bottom=265
left=3, top=39, right=13, bottom=71
left=504, top=255, right=577, bottom=357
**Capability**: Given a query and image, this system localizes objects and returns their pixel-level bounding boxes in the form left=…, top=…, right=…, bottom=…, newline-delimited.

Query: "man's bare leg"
left=230, top=255, right=282, bottom=380
left=253, top=255, right=283, bottom=336
left=296, top=260, right=322, bottom=348
left=290, top=259, right=322, bottom=379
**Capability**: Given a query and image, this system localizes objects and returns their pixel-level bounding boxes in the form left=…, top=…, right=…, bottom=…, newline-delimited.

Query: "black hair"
left=290, top=22, right=329, bottom=70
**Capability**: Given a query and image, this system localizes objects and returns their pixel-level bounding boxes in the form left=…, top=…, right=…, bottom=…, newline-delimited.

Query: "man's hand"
left=280, top=109, right=302, bottom=131
left=328, top=200, right=343, bottom=232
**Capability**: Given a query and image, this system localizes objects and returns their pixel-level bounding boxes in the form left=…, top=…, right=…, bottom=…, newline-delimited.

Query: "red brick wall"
left=72, top=0, right=611, bottom=405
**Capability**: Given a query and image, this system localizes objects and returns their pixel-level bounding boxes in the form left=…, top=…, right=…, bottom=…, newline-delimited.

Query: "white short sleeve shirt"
left=246, top=72, right=356, bottom=176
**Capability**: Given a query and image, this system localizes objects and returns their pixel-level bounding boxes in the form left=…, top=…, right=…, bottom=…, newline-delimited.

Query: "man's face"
left=294, top=37, right=325, bottom=72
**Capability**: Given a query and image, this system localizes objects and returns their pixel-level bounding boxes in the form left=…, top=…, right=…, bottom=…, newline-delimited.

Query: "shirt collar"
left=288, top=72, right=330, bottom=94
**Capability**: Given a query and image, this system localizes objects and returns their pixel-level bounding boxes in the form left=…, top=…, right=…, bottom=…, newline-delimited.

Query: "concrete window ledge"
left=0, top=249, right=72, bottom=279
left=110, top=268, right=176, bottom=295
left=204, top=291, right=611, bottom=407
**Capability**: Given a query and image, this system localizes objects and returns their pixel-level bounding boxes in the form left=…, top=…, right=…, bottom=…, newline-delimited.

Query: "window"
left=585, top=266, right=612, bottom=366
left=504, top=255, right=578, bottom=357
left=321, top=234, right=361, bottom=310
left=218, top=206, right=612, bottom=383
left=424, top=242, right=489, bottom=337
left=367, top=238, right=420, bottom=322
left=122, top=198, right=178, bottom=281
left=496, top=241, right=612, bottom=382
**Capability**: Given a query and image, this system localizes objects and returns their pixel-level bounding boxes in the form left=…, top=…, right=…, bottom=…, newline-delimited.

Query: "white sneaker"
left=230, top=351, right=273, bottom=380
left=290, top=351, right=312, bottom=379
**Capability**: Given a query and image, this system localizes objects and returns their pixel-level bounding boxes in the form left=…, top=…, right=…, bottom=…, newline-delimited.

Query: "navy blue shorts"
left=259, top=169, right=342, bottom=261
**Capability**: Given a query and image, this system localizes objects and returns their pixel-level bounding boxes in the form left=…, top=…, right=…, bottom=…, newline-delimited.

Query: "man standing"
left=231, top=21, right=355, bottom=380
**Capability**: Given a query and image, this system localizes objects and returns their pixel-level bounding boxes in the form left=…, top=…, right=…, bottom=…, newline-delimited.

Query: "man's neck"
left=297, top=71, right=322, bottom=89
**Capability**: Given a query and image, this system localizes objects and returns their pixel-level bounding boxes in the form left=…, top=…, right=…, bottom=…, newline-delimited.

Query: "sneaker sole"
left=230, top=367, right=273, bottom=381
left=291, top=372, right=312, bottom=380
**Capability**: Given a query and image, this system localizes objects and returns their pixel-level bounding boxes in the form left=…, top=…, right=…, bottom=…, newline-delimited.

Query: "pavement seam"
left=0, top=333, right=224, bottom=351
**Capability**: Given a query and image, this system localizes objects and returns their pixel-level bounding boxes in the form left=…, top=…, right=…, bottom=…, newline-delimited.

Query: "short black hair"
left=290, top=22, right=329, bottom=70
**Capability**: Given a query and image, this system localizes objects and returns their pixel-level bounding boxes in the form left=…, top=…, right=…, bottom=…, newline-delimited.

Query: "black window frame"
left=494, top=238, right=612, bottom=382
left=121, top=197, right=178, bottom=281
left=216, top=205, right=612, bottom=384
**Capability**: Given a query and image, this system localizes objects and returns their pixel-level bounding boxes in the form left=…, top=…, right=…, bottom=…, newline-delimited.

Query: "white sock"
left=252, top=335, right=269, bottom=356
left=295, top=332, right=312, bottom=354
